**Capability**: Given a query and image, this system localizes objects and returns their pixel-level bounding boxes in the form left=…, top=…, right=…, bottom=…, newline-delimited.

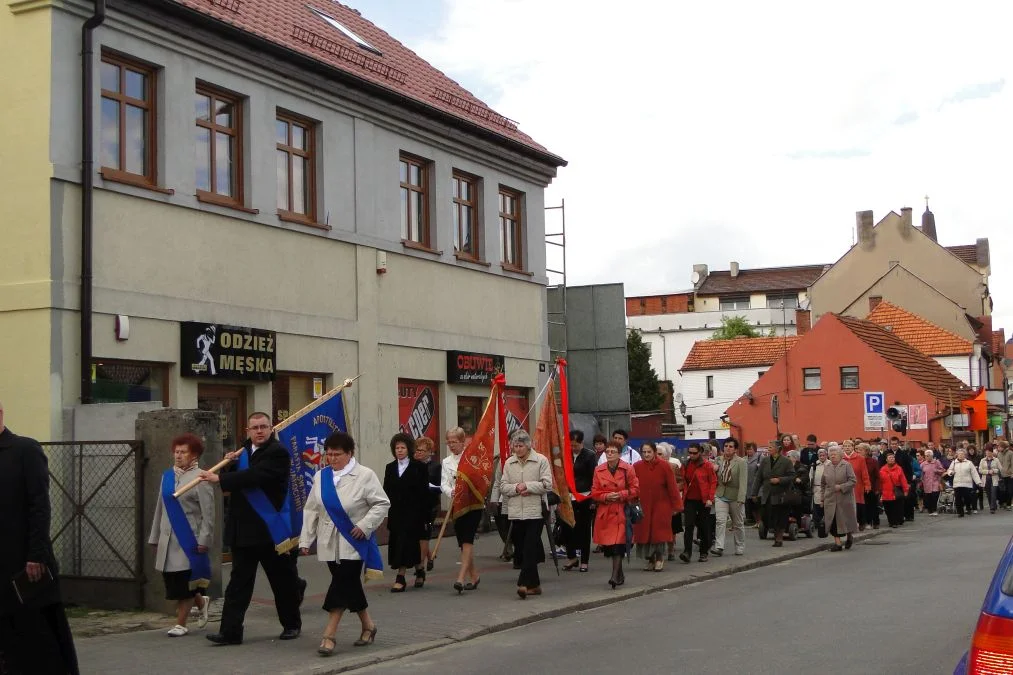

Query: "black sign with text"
left=180, top=322, right=277, bottom=381
left=446, top=350, right=504, bottom=385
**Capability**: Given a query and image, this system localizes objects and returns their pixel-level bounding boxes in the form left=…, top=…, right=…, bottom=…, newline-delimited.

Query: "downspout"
left=80, top=0, right=106, bottom=404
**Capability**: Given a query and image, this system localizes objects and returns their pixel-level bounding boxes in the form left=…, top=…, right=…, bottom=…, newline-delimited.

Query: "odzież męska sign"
left=446, top=350, right=504, bottom=385
left=181, top=322, right=276, bottom=381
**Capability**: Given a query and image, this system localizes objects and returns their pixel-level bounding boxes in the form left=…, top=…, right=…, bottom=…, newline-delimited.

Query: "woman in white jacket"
left=979, top=447, right=1003, bottom=513
left=299, top=431, right=390, bottom=657
left=811, top=447, right=828, bottom=526
left=500, top=430, right=553, bottom=599
left=946, top=449, right=982, bottom=517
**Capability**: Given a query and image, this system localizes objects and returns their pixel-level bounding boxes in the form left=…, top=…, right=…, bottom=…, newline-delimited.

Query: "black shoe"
left=678, top=552, right=691, bottom=564
left=464, top=577, right=481, bottom=591
left=845, top=534, right=853, bottom=550
left=830, top=545, right=843, bottom=552
left=206, top=633, right=242, bottom=646
left=297, top=578, right=307, bottom=606
left=698, top=553, right=708, bottom=562
left=279, top=628, right=301, bottom=640
left=427, top=559, right=434, bottom=572
left=453, top=581, right=464, bottom=594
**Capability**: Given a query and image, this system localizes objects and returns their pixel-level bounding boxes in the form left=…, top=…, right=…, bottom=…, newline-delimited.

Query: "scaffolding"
left=545, top=199, right=567, bottom=362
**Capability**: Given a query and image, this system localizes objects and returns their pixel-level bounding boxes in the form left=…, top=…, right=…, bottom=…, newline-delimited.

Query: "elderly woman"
left=860, top=443, right=881, bottom=529
left=821, top=447, right=858, bottom=551
left=634, top=442, right=682, bottom=570
left=979, top=447, right=1002, bottom=514
left=148, top=433, right=215, bottom=637
left=383, top=433, right=429, bottom=592
left=412, top=437, right=441, bottom=571
left=750, top=439, right=795, bottom=546
left=947, top=448, right=983, bottom=517
left=841, top=439, right=871, bottom=531
left=811, top=447, right=828, bottom=527
left=920, top=449, right=946, bottom=516
left=656, top=442, right=684, bottom=561
left=592, top=440, right=640, bottom=588
left=500, top=430, right=553, bottom=599
left=300, top=431, right=390, bottom=657
left=713, top=438, right=747, bottom=557
left=879, top=451, right=910, bottom=527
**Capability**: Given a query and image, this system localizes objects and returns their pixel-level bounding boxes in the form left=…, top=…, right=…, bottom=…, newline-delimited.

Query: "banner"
left=503, top=388, right=529, bottom=432
left=275, top=387, right=348, bottom=536
left=556, top=359, right=587, bottom=503
left=452, top=376, right=503, bottom=518
left=534, top=386, right=575, bottom=527
left=398, top=380, right=441, bottom=446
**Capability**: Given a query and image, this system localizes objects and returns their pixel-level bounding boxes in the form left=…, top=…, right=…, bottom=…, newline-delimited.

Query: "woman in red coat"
left=633, top=442, right=682, bottom=572
left=879, top=451, right=910, bottom=528
left=592, top=441, right=640, bottom=589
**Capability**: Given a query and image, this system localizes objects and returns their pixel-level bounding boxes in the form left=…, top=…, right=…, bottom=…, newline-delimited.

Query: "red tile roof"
left=166, top=0, right=561, bottom=161
left=696, top=265, right=828, bottom=295
left=837, top=315, right=973, bottom=401
left=946, top=245, right=979, bottom=266
left=682, top=336, right=801, bottom=371
left=865, top=301, right=973, bottom=357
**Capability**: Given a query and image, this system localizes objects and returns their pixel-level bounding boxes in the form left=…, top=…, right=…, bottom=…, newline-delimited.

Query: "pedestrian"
left=750, top=438, right=795, bottom=547
left=562, top=430, right=597, bottom=573
left=500, top=430, right=553, bottom=599
left=744, top=442, right=761, bottom=526
left=966, top=445, right=983, bottom=513
left=201, top=412, right=302, bottom=645
left=656, top=443, right=684, bottom=561
left=591, top=434, right=608, bottom=463
left=441, top=427, right=482, bottom=593
left=997, top=440, right=1013, bottom=511
left=811, top=448, right=828, bottom=528
left=861, top=443, right=881, bottom=529
left=148, top=433, right=214, bottom=636
left=821, top=447, right=858, bottom=551
left=947, top=448, right=982, bottom=518
left=879, top=452, right=910, bottom=528
left=592, top=441, right=640, bottom=589
left=382, top=433, right=429, bottom=592
left=978, top=447, right=1002, bottom=514
left=0, top=401, right=80, bottom=675
left=841, top=440, right=871, bottom=531
left=713, top=438, right=747, bottom=557
left=633, top=442, right=682, bottom=570
left=597, top=429, right=642, bottom=465
left=919, top=449, right=945, bottom=516
left=679, top=443, right=717, bottom=562
left=298, top=431, right=389, bottom=656
left=412, top=437, right=441, bottom=571
left=800, top=434, right=819, bottom=470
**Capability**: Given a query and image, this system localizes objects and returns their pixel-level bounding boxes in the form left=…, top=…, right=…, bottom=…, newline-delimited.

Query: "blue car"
left=956, top=536, right=1013, bottom=673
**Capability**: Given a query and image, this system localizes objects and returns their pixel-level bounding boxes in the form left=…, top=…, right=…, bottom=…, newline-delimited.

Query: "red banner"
left=503, top=387, right=529, bottom=432
left=451, top=376, right=502, bottom=518
left=398, top=380, right=441, bottom=446
left=534, top=386, right=575, bottom=526
left=556, top=359, right=586, bottom=503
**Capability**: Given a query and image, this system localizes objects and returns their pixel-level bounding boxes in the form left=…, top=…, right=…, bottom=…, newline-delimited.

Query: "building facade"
left=0, top=0, right=564, bottom=469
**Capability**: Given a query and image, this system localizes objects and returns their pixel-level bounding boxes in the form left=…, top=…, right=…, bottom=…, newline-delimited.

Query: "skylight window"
left=309, top=7, right=381, bottom=56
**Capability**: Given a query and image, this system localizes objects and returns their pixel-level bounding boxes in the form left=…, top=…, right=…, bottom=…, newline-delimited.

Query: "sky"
left=353, top=1, right=1013, bottom=334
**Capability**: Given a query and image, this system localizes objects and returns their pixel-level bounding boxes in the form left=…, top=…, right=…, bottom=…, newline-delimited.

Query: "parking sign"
left=864, top=392, right=885, bottom=430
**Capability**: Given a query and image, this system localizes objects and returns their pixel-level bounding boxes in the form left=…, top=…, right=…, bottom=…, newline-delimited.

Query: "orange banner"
left=534, top=386, right=575, bottom=527
left=451, top=378, right=500, bottom=519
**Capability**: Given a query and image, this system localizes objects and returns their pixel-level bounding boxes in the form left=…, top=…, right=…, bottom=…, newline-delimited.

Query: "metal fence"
left=42, top=441, right=145, bottom=608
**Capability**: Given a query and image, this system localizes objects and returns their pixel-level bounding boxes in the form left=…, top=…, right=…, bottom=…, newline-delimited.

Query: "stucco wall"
left=682, top=366, right=760, bottom=437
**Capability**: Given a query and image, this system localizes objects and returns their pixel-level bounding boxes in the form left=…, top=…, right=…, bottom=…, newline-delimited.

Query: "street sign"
left=864, top=391, right=885, bottom=431
left=771, top=395, right=779, bottom=423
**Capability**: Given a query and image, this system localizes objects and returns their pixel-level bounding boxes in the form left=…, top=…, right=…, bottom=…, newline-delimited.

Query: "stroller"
left=938, top=486, right=956, bottom=514
left=758, top=476, right=814, bottom=540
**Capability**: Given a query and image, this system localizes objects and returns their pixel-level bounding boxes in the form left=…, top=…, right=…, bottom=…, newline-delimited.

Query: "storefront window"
left=92, top=360, right=168, bottom=404
left=274, top=372, right=328, bottom=424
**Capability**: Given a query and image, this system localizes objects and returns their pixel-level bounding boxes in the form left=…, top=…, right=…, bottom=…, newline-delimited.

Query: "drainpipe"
left=80, top=0, right=106, bottom=404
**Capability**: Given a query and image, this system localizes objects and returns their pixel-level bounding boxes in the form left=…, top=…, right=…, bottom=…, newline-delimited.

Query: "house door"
left=457, top=397, right=485, bottom=442
left=197, top=384, right=247, bottom=563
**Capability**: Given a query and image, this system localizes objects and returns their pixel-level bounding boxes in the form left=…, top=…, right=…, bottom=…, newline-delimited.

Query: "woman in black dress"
left=383, top=433, right=429, bottom=592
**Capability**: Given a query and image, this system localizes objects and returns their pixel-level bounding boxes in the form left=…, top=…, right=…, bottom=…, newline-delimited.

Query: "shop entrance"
left=457, top=396, right=485, bottom=440
left=197, top=384, right=247, bottom=564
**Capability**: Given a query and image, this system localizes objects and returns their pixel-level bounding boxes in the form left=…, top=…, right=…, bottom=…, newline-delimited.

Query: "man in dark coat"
left=561, top=430, right=597, bottom=570
left=200, top=412, right=301, bottom=645
left=0, top=402, right=79, bottom=674
left=750, top=440, right=796, bottom=546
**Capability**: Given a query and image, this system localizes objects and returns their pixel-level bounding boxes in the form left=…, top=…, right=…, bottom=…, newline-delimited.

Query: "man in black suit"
left=201, top=412, right=301, bottom=645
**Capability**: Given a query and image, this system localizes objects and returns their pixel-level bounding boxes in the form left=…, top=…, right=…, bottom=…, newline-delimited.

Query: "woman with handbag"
left=591, top=440, right=640, bottom=589
left=820, top=447, right=858, bottom=551
left=633, top=442, right=682, bottom=571
left=879, top=451, right=910, bottom=527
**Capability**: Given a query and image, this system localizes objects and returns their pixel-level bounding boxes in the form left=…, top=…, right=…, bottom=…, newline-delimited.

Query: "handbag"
left=618, top=467, right=644, bottom=523
left=893, top=486, right=905, bottom=501
left=816, top=520, right=828, bottom=539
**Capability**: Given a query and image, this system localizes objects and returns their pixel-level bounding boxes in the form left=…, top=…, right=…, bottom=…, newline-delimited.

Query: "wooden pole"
left=172, top=455, right=234, bottom=498
left=429, top=506, right=453, bottom=561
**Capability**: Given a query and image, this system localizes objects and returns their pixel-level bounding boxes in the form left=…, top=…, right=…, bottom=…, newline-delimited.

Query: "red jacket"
left=633, top=458, right=682, bottom=545
left=879, top=464, right=909, bottom=502
left=592, top=461, right=640, bottom=546
left=844, top=452, right=870, bottom=504
left=682, top=459, right=717, bottom=503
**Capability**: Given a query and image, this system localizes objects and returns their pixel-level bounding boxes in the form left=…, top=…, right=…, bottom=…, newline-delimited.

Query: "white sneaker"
left=167, top=625, right=188, bottom=637
left=930, top=512, right=938, bottom=517
left=197, top=596, right=211, bottom=629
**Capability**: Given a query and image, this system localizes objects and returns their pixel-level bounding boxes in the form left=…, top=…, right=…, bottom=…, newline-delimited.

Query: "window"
left=309, top=8, right=382, bottom=55
left=499, top=188, right=523, bottom=269
left=100, top=53, right=156, bottom=183
left=453, top=172, right=479, bottom=258
left=803, top=367, right=822, bottom=391
left=706, top=375, right=714, bottom=399
left=708, top=431, right=717, bottom=440
left=92, top=360, right=168, bottom=405
left=276, top=113, right=315, bottom=221
left=719, top=296, right=751, bottom=311
left=685, top=414, right=693, bottom=425
left=195, top=85, right=243, bottom=205
left=766, top=293, right=799, bottom=309
left=840, top=366, right=860, bottom=390
left=758, top=370, right=767, bottom=379
left=399, top=155, right=430, bottom=246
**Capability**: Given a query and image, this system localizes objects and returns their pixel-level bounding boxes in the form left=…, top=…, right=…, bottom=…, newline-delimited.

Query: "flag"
left=556, top=358, right=587, bottom=504
left=275, top=387, right=348, bottom=537
left=534, top=385, right=575, bottom=527
left=452, top=376, right=502, bottom=518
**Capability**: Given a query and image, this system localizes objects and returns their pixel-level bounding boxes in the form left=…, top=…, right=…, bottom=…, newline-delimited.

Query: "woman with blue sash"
left=299, top=431, right=389, bottom=657
left=148, top=433, right=215, bottom=637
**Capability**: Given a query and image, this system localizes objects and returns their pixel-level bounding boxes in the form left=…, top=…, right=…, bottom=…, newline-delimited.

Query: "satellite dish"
left=690, top=271, right=701, bottom=285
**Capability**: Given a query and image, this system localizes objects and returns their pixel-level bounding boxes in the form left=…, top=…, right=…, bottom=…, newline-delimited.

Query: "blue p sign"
left=864, top=392, right=884, bottom=415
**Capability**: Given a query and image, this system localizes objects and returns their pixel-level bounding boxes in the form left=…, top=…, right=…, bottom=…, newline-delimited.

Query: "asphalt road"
left=356, top=513, right=1011, bottom=675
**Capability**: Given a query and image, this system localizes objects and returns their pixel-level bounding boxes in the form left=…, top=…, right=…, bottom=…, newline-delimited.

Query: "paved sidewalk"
left=75, top=520, right=908, bottom=674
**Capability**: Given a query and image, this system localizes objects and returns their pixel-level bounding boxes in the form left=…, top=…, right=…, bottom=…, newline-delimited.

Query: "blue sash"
left=238, top=449, right=297, bottom=554
left=162, top=470, right=211, bottom=590
left=319, top=467, right=384, bottom=581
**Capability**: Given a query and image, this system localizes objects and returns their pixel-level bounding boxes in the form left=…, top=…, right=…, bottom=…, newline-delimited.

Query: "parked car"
left=954, top=535, right=1013, bottom=674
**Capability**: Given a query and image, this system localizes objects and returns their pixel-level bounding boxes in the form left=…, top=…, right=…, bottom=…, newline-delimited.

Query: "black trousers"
left=923, top=491, right=940, bottom=514
left=884, top=499, right=905, bottom=526
left=220, top=544, right=302, bottom=638
left=904, top=485, right=917, bottom=520
left=563, top=500, right=594, bottom=564
left=864, top=492, right=881, bottom=526
left=1002, top=477, right=1013, bottom=507
left=955, top=487, right=975, bottom=516
left=682, top=499, right=711, bottom=555
left=0, top=603, right=79, bottom=675
left=763, top=502, right=788, bottom=535
left=976, top=485, right=985, bottom=510
left=511, top=518, right=544, bottom=589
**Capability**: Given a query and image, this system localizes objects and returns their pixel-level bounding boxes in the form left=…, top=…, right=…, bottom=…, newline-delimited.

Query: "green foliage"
left=627, top=329, right=664, bottom=412
left=711, top=315, right=761, bottom=340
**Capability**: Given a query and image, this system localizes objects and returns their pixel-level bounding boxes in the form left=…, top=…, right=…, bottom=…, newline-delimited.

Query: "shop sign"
left=399, top=380, right=441, bottom=445
left=181, top=322, right=276, bottom=381
left=446, top=350, right=504, bottom=385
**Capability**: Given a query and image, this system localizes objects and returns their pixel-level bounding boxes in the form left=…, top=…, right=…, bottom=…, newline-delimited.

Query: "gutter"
left=80, top=0, right=106, bottom=404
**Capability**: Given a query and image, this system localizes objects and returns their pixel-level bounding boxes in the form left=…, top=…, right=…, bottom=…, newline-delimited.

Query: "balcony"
left=628, top=306, right=798, bottom=333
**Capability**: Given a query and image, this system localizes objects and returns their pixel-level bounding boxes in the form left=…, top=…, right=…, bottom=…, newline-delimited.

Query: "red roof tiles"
left=167, top=0, right=561, bottom=160
left=696, top=265, right=828, bottom=295
left=946, top=245, right=979, bottom=266
left=865, top=302, right=973, bottom=357
left=682, top=336, right=801, bottom=372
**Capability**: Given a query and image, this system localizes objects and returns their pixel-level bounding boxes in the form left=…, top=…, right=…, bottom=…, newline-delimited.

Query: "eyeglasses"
left=688, top=451, right=700, bottom=456
left=248, top=424, right=271, bottom=431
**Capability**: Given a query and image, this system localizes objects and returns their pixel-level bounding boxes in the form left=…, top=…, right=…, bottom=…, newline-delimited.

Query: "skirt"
left=601, top=544, right=627, bottom=558
left=162, top=570, right=202, bottom=601
left=454, top=509, right=483, bottom=547
left=323, top=560, right=367, bottom=613
left=635, top=543, right=668, bottom=560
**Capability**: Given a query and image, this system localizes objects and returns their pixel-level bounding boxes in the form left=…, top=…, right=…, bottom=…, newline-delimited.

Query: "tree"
left=627, top=329, right=664, bottom=412
left=711, top=315, right=761, bottom=340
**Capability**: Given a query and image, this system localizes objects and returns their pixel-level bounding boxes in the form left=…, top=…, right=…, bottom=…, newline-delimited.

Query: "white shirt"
left=441, top=452, right=462, bottom=499
left=597, top=446, right=642, bottom=466
left=332, top=457, right=357, bottom=487
left=397, top=457, right=410, bottom=477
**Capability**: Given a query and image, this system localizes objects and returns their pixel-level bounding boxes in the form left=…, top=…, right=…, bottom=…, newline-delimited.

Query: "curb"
left=314, top=526, right=892, bottom=673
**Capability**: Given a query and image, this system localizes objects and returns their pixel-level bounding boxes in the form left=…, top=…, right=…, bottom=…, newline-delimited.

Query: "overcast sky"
left=354, top=0, right=1012, bottom=335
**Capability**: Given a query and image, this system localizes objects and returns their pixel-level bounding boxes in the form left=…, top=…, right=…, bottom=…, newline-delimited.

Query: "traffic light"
left=887, top=406, right=907, bottom=436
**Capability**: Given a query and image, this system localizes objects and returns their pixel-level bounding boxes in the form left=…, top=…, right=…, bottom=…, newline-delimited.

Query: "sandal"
left=562, top=559, right=579, bottom=571
left=318, top=635, right=336, bottom=656
left=390, top=574, right=407, bottom=593
left=413, top=568, right=426, bottom=588
left=354, top=625, right=378, bottom=647
left=579, top=565, right=589, bottom=573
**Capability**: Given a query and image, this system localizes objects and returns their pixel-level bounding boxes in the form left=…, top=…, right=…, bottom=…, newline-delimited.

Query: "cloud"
left=383, top=0, right=1013, bottom=331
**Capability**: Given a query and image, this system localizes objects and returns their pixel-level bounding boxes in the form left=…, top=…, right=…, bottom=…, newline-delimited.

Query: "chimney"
left=795, top=309, right=811, bottom=336
left=856, top=210, right=874, bottom=246
left=976, top=238, right=990, bottom=269
left=921, top=206, right=938, bottom=242
left=691, top=264, right=709, bottom=288
left=729, top=261, right=740, bottom=278
left=869, top=295, right=882, bottom=313
left=900, top=207, right=913, bottom=229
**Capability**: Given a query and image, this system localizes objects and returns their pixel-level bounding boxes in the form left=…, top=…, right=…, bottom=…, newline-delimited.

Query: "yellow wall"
left=0, top=1, right=53, bottom=439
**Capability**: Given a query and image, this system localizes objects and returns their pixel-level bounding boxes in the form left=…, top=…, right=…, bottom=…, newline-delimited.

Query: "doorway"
left=457, top=396, right=485, bottom=441
left=197, top=384, right=248, bottom=453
